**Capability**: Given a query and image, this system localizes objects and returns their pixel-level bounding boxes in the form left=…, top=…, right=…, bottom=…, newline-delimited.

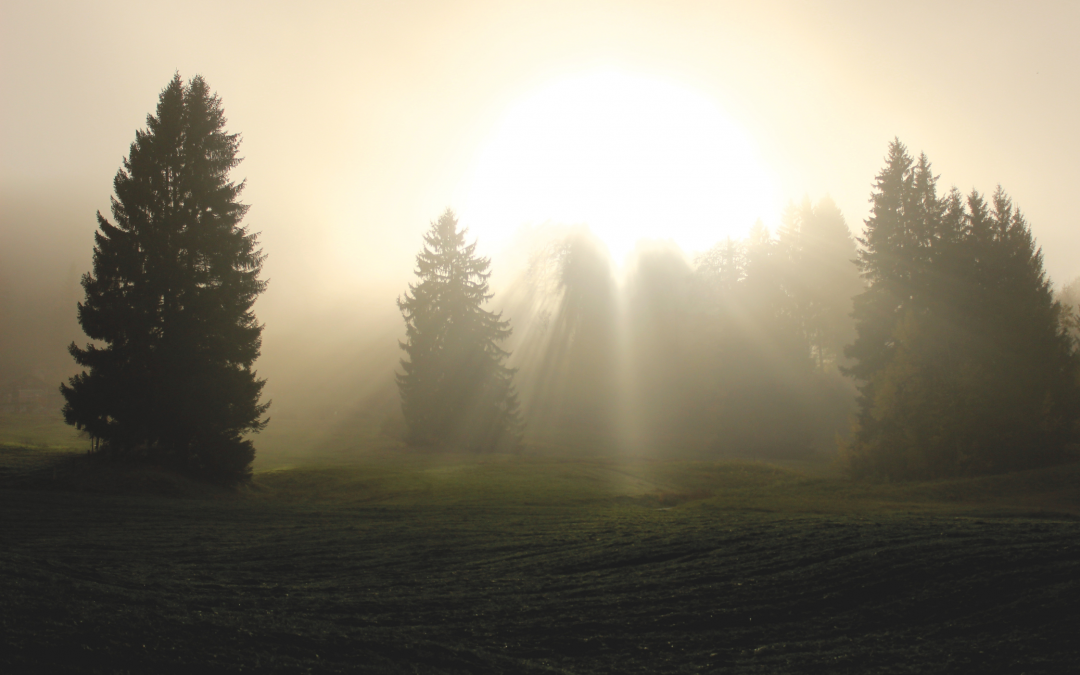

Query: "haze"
left=3, top=0, right=1079, bottom=456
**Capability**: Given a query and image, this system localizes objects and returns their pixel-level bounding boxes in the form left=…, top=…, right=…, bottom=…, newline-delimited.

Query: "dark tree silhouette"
left=61, top=74, right=268, bottom=481
left=397, top=209, right=523, bottom=450
left=844, top=139, right=1079, bottom=478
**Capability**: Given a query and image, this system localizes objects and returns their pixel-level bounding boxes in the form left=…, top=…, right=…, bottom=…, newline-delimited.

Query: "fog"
left=3, top=1, right=1079, bottom=461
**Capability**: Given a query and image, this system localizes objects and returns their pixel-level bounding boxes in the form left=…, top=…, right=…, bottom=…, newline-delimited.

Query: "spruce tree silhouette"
left=397, top=209, right=523, bottom=450
left=61, top=74, right=268, bottom=481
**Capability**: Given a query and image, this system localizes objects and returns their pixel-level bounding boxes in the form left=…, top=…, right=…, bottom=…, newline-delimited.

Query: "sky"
left=2, top=0, right=1079, bottom=395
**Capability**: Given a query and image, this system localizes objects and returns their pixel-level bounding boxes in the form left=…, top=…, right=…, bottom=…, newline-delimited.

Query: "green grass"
left=247, top=451, right=1080, bottom=520
left=2, top=413, right=1079, bottom=672
left=0, top=412, right=86, bottom=451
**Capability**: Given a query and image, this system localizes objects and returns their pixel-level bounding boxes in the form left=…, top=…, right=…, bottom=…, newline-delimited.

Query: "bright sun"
left=457, top=70, right=780, bottom=264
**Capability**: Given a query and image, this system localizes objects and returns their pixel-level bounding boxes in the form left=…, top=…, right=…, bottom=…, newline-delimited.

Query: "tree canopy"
left=397, top=209, right=523, bottom=450
left=61, top=74, right=268, bottom=482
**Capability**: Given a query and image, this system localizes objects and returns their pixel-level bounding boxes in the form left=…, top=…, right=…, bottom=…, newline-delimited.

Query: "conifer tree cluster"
left=538, top=205, right=862, bottom=456
left=61, top=75, right=268, bottom=481
left=844, top=139, right=1079, bottom=479
left=672, top=206, right=861, bottom=456
left=397, top=209, right=524, bottom=450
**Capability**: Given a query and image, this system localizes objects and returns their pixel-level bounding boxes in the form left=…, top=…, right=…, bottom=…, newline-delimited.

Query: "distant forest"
left=500, top=194, right=861, bottom=460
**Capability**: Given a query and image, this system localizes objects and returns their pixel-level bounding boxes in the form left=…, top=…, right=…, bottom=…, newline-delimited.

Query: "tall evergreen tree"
left=61, top=74, right=267, bottom=481
left=844, top=140, right=1079, bottom=478
left=397, top=209, right=523, bottom=450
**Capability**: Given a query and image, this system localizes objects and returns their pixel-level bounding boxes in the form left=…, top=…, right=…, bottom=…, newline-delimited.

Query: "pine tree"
left=61, top=74, right=268, bottom=481
left=397, top=209, right=523, bottom=450
left=844, top=141, right=934, bottom=464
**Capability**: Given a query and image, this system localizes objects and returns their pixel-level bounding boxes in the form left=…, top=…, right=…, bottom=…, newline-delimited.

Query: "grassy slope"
left=251, top=452, right=1080, bottom=519
left=2, top=414, right=1079, bottom=673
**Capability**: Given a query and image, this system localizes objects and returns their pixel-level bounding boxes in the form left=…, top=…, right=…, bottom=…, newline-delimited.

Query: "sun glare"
left=458, top=70, right=780, bottom=264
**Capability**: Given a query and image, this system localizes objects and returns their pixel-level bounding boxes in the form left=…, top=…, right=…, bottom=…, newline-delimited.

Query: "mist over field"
left=3, top=2, right=1080, bottom=672
left=4, top=4, right=1080, bottom=445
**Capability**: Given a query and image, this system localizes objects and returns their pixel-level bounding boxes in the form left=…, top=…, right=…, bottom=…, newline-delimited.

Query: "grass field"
left=2, top=413, right=1079, bottom=673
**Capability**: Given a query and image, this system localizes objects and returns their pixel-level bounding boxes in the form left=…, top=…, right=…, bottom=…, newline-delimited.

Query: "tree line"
left=60, top=75, right=1080, bottom=482
left=500, top=196, right=862, bottom=457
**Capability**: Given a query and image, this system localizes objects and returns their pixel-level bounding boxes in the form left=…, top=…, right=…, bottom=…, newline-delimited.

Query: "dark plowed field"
left=2, top=483, right=1078, bottom=673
